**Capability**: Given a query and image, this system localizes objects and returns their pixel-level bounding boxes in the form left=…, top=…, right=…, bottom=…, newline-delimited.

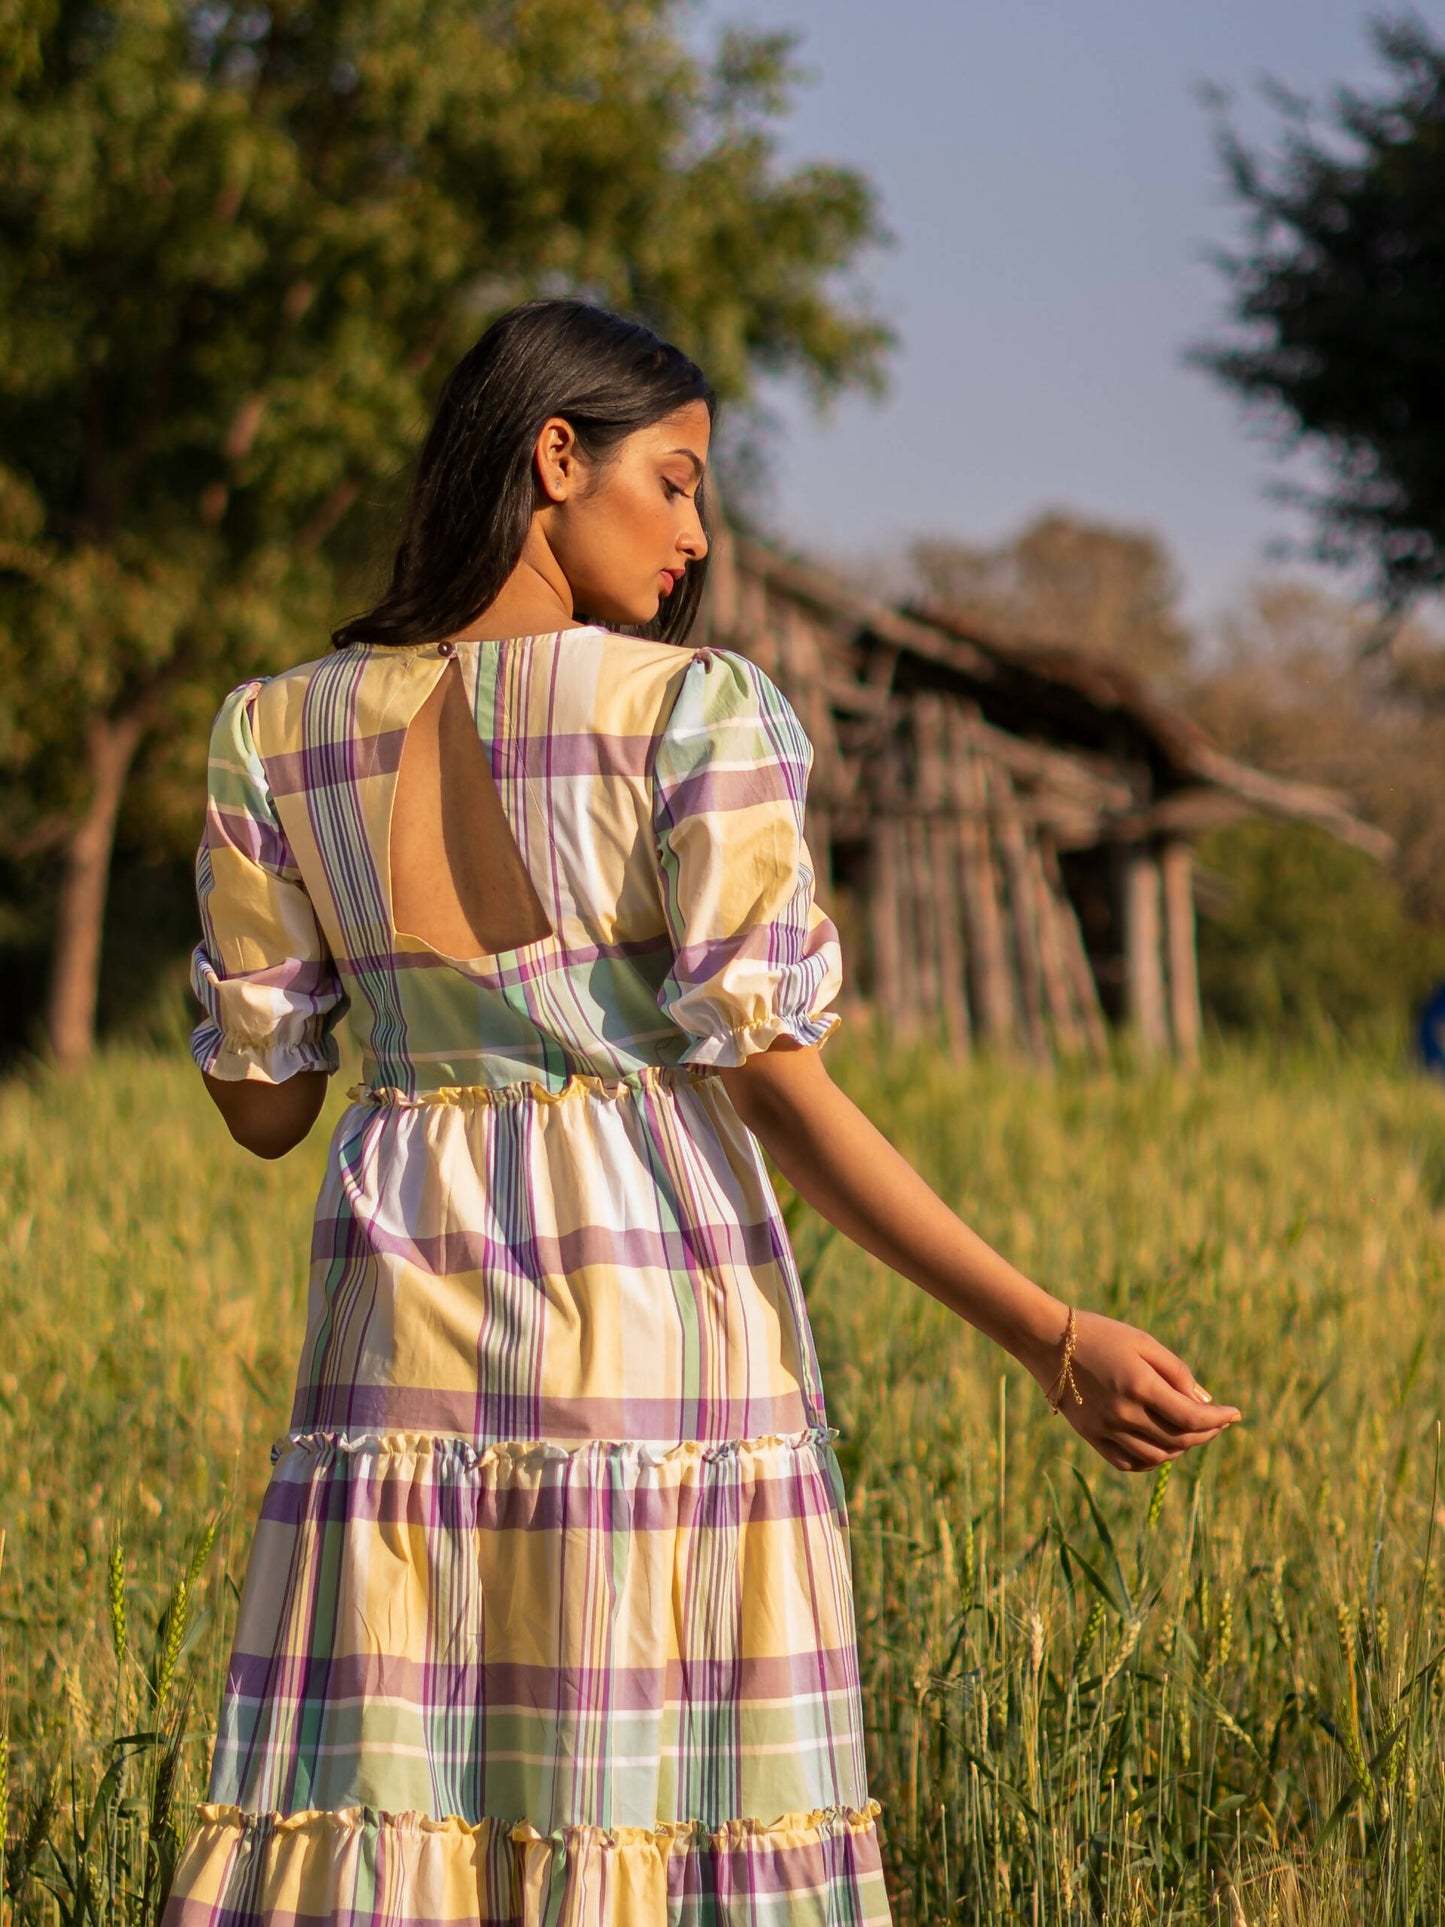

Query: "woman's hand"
left=1027, top=1308, right=1241, bottom=1472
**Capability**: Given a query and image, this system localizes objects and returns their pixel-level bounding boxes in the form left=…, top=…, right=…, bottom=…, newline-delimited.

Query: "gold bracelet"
left=1046, top=1306, right=1084, bottom=1415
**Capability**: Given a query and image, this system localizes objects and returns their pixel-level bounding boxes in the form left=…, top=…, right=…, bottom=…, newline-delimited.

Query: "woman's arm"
left=202, top=1070, right=329, bottom=1160
left=718, top=1041, right=1241, bottom=1472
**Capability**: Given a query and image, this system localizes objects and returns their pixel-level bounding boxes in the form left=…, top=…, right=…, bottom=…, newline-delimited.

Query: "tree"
left=910, top=509, right=1192, bottom=679
left=1186, top=577, right=1445, bottom=925
left=1196, top=18, right=1445, bottom=602
left=0, top=0, right=890, bottom=1067
left=1195, top=817, right=1445, bottom=1043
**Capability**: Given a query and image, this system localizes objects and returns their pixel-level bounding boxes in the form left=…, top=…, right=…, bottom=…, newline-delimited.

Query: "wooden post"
left=913, top=694, right=969, bottom=1053
left=908, top=813, right=940, bottom=1036
left=869, top=816, right=908, bottom=1035
left=1121, top=843, right=1169, bottom=1060
left=873, top=707, right=920, bottom=1040
left=895, top=811, right=922, bottom=1038
left=934, top=817, right=972, bottom=1058
left=952, top=726, right=1017, bottom=1050
left=804, top=804, right=833, bottom=907
left=995, top=786, right=1049, bottom=1064
left=1029, top=842, right=1084, bottom=1059
left=737, top=569, right=774, bottom=675
left=704, top=512, right=739, bottom=640
left=1161, top=837, right=1202, bottom=1067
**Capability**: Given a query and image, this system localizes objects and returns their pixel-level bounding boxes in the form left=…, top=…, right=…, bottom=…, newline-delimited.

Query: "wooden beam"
left=912, top=693, right=963, bottom=1052
left=1121, top=844, right=1168, bottom=1059
left=703, top=512, right=739, bottom=637
left=869, top=817, right=907, bottom=1034
left=1029, top=842, right=1084, bottom=1059
left=934, top=818, right=972, bottom=1058
left=1184, top=743, right=1395, bottom=862
left=958, top=716, right=1132, bottom=812
left=995, top=781, right=1050, bottom=1064
left=947, top=709, right=1017, bottom=1050
left=732, top=533, right=998, bottom=678
left=907, top=814, right=940, bottom=1037
left=1161, top=838, right=1202, bottom=1067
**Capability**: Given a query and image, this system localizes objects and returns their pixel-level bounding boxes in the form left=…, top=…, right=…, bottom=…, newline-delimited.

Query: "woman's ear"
left=534, top=417, right=581, bottom=503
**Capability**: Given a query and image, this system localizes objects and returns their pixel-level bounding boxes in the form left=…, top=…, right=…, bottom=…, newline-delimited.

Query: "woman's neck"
left=451, top=548, right=586, bottom=643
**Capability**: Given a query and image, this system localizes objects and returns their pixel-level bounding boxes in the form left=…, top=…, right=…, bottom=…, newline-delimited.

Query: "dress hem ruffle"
left=190, top=1798, right=883, bottom=1847
left=165, top=1797, right=892, bottom=1925
left=270, top=1424, right=841, bottom=1469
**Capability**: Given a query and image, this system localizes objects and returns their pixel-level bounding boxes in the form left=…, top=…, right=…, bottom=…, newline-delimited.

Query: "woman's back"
left=194, top=627, right=842, bottom=1099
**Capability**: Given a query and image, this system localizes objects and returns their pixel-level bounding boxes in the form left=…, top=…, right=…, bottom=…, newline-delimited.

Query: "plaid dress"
left=163, top=628, right=892, bottom=1927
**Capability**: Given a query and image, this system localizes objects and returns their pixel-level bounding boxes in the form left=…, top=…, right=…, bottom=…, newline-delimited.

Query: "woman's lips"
left=660, top=568, right=683, bottom=592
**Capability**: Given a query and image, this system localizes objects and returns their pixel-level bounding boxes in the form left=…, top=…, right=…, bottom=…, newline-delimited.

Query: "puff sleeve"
left=650, top=647, right=843, bottom=1067
left=189, top=680, right=348, bottom=1083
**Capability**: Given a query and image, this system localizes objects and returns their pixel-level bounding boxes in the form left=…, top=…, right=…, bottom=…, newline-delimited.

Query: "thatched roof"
left=731, top=534, right=1392, bottom=861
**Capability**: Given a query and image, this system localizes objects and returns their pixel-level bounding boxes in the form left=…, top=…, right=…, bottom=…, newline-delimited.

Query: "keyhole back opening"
left=389, top=658, right=555, bottom=962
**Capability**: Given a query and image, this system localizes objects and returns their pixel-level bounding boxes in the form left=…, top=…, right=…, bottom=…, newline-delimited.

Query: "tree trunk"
left=46, top=710, right=147, bottom=1070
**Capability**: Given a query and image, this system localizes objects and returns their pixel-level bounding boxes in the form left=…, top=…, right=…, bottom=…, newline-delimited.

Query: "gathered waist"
left=347, top=1061, right=722, bottom=1110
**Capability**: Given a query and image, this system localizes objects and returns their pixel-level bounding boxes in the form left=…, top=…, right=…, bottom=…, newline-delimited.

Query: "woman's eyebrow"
left=668, top=448, right=706, bottom=479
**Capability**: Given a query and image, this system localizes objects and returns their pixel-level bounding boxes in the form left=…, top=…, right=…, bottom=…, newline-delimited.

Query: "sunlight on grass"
left=2, top=1034, right=1444, bottom=1922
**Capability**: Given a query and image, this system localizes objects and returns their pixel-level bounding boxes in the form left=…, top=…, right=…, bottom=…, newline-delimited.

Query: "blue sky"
left=697, top=1, right=1398, bottom=624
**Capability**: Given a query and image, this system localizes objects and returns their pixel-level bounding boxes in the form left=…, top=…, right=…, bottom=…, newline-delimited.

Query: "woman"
left=165, top=300, right=1239, bottom=1926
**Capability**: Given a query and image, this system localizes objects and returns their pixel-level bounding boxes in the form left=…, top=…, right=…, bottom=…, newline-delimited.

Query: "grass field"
left=3, top=1031, right=1445, bottom=1923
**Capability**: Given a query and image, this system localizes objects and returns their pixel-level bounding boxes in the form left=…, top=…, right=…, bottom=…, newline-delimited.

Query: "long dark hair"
left=333, top=301, right=716, bottom=650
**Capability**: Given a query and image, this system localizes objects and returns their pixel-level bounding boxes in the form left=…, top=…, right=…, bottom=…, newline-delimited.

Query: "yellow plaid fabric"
left=164, top=629, right=891, bottom=1927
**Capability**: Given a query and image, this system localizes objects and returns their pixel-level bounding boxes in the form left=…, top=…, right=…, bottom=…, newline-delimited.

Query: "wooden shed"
left=692, top=526, right=1391, bottom=1063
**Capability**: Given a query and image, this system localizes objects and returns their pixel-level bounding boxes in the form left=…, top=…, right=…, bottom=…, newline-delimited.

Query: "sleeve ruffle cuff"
left=190, top=1017, right=341, bottom=1085
left=675, top=1005, right=842, bottom=1071
left=190, top=941, right=346, bottom=1084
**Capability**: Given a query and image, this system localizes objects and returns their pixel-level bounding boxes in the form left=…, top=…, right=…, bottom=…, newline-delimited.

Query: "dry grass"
left=3, top=1031, right=1445, bottom=1922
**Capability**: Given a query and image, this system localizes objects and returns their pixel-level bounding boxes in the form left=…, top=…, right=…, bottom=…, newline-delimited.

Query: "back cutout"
left=390, top=659, right=555, bottom=959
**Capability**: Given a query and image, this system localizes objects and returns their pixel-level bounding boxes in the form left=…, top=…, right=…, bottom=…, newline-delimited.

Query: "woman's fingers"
left=1130, top=1414, right=1231, bottom=1453
left=1095, top=1435, right=1182, bottom=1473
left=1140, top=1337, right=1242, bottom=1422
left=1133, top=1388, right=1239, bottom=1446
left=1136, top=1363, right=1241, bottom=1434
left=1141, top=1336, right=1208, bottom=1400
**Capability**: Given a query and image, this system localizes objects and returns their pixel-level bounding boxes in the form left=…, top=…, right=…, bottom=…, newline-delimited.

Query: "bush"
left=1196, top=820, right=1445, bottom=1045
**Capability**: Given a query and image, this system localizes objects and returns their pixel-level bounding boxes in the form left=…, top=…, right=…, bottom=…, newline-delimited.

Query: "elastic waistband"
left=347, top=1061, right=720, bottom=1110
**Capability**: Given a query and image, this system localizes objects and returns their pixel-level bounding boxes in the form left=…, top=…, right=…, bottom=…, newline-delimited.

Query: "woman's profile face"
left=538, top=399, right=711, bottom=625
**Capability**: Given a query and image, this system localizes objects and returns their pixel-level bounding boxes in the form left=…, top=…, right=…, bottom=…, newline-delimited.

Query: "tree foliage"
left=1196, top=17, right=1445, bottom=601
left=0, top=0, right=891, bottom=1061
left=1187, top=576, right=1445, bottom=926
left=1196, top=818, right=1445, bottom=1043
left=910, top=509, right=1192, bottom=680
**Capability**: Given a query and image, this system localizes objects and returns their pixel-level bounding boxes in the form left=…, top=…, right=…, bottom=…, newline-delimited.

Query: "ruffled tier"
left=209, top=1428, right=871, bottom=1834
left=166, top=1798, right=890, bottom=1926
left=347, top=1063, right=721, bottom=1109
left=292, top=1066, right=827, bottom=1447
